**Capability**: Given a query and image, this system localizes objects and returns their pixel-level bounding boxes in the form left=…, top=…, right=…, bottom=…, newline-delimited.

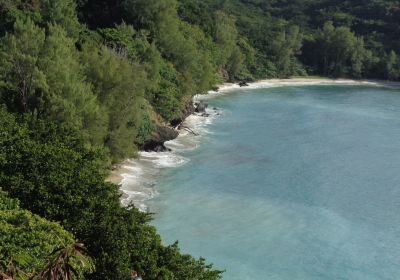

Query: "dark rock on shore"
left=239, top=81, right=249, bottom=87
left=170, top=99, right=195, bottom=127
left=211, top=86, right=219, bottom=92
left=195, top=101, right=208, bottom=113
left=142, top=98, right=213, bottom=152
left=142, top=125, right=179, bottom=152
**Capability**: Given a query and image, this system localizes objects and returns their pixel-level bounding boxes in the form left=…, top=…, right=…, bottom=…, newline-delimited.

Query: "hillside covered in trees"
left=0, top=0, right=399, bottom=279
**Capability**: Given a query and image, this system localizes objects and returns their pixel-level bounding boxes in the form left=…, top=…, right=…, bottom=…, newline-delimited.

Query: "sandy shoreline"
left=107, top=77, right=400, bottom=209
left=106, top=165, right=130, bottom=185
left=200, top=78, right=400, bottom=97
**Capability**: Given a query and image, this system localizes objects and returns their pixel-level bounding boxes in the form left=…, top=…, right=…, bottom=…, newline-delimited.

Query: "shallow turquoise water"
left=150, top=85, right=400, bottom=280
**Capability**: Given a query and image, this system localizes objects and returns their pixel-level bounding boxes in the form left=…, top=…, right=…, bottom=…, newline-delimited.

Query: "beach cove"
left=108, top=77, right=400, bottom=208
left=110, top=79, right=400, bottom=279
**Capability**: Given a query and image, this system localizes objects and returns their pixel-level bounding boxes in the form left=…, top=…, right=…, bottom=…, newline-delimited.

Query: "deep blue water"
left=149, top=85, right=400, bottom=279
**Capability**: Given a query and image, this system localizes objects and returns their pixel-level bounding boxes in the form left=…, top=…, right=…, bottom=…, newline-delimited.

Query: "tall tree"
left=0, top=18, right=47, bottom=113
left=40, top=24, right=106, bottom=144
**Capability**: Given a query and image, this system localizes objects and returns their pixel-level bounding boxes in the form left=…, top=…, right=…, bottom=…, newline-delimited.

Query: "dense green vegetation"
left=0, top=0, right=399, bottom=279
left=0, top=188, right=92, bottom=279
left=178, top=0, right=400, bottom=80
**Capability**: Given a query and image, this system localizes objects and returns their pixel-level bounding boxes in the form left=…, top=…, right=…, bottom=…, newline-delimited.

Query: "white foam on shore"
left=118, top=106, right=222, bottom=212
left=139, top=151, right=190, bottom=168
left=195, top=78, right=400, bottom=101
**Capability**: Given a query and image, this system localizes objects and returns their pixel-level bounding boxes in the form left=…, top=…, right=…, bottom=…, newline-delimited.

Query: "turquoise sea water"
left=149, top=85, right=400, bottom=280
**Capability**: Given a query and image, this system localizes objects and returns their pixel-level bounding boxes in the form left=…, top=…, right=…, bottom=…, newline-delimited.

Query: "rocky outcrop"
left=142, top=97, right=212, bottom=152
left=194, top=101, right=208, bottom=113
left=170, top=98, right=195, bottom=127
left=239, top=81, right=249, bottom=87
left=211, top=86, right=219, bottom=92
left=142, top=125, right=179, bottom=152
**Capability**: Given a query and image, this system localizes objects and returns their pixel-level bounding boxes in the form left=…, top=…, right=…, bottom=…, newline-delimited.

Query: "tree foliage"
left=0, top=188, right=91, bottom=280
left=303, top=21, right=371, bottom=77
